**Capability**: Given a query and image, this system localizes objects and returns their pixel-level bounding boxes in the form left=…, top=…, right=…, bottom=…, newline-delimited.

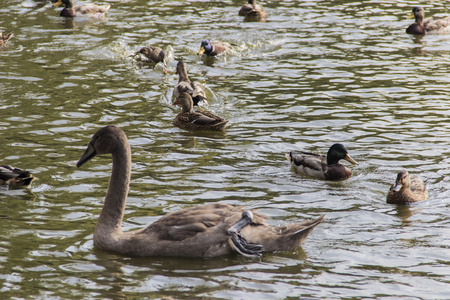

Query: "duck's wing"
left=409, top=175, right=428, bottom=199
left=286, top=151, right=327, bottom=179
left=174, top=81, right=194, bottom=99
left=191, top=81, right=207, bottom=101
left=75, top=3, right=111, bottom=15
left=425, top=16, right=450, bottom=33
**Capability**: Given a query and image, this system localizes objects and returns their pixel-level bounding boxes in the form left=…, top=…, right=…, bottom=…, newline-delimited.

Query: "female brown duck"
left=173, top=61, right=207, bottom=106
left=406, top=6, right=450, bottom=35
left=239, top=0, right=267, bottom=19
left=172, top=93, right=228, bottom=131
left=77, top=126, right=324, bottom=257
left=386, top=170, right=428, bottom=204
left=53, top=0, right=110, bottom=18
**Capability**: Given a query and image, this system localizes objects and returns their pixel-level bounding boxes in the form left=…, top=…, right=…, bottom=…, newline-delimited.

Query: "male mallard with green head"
left=286, top=143, right=358, bottom=180
left=387, top=170, right=428, bottom=204
left=53, top=0, right=110, bottom=18
left=173, top=93, right=228, bottom=131
left=406, top=6, right=450, bottom=35
left=197, top=40, right=233, bottom=57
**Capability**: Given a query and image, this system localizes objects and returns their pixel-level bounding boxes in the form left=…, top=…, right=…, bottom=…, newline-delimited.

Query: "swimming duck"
left=386, top=170, right=428, bottom=204
left=0, top=32, right=14, bottom=46
left=53, top=0, right=110, bottom=18
left=173, top=61, right=207, bottom=106
left=77, top=125, right=325, bottom=257
left=406, top=6, right=450, bottom=35
left=239, top=0, right=267, bottom=19
left=136, top=46, right=166, bottom=64
left=197, top=40, right=232, bottom=57
left=286, top=143, right=358, bottom=180
left=0, top=165, right=35, bottom=187
left=172, top=93, right=228, bottom=131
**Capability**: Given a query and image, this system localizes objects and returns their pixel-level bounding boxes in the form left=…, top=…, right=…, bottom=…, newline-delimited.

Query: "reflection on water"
left=1, top=0, right=450, bottom=299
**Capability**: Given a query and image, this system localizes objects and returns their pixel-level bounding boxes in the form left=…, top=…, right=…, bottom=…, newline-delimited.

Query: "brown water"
left=1, top=0, right=450, bottom=299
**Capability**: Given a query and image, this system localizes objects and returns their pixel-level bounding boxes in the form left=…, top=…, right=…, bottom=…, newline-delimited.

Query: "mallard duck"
left=0, top=165, right=35, bottom=187
left=173, top=93, right=228, bottom=131
left=0, top=32, right=14, bottom=46
left=76, top=125, right=325, bottom=257
left=53, top=0, right=110, bottom=18
left=136, top=46, right=166, bottom=64
left=197, top=40, right=232, bottom=57
left=286, top=143, right=358, bottom=180
left=387, top=170, right=428, bottom=204
left=239, top=0, right=267, bottom=19
left=406, top=6, right=450, bottom=35
left=173, top=61, right=207, bottom=106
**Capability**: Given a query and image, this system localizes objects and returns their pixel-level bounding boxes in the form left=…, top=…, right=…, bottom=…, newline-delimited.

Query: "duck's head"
left=197, top=40, right=212, bottom=55
left=77, top=125, right=128, bottom=167
left=408, top=6, right=425, bottom=21
left=172, top=92, right=194, bottom=113
left=326, top=143, right=358, bottom=165
left=392, top=170, right=411, bottom=192
left=53, top=0, right=73, bottom=8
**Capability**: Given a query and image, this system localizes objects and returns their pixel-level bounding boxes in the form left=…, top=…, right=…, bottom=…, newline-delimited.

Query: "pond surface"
left=1, top=0, right=450, bottom=299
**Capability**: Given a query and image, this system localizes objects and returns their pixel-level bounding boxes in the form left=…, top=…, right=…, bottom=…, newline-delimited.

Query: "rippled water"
left=1, top=0, right=450, bottom=298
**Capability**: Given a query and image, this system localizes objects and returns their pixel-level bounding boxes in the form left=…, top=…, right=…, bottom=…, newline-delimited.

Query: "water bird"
left=239, top=0, right=267, bottom=19
left=77, top=125, right=325, bottom=257
left=0, top=165, right=35, bottom=187
left=406, top=6, right=450, bottom=35
left=386, top=170, right=428, bottom=204
left=286, top=143, right=358, bottom=180
left=173, top=61, right=207, bottom=106
left=172, top=93, right=228, bottom=131
left=136, top=46, right=166, bottom=64
left=53, top=0, right=110, bottom=18
left=0, top=32, right=14, bottom=46
left=197, top=40, right=233, bottom=57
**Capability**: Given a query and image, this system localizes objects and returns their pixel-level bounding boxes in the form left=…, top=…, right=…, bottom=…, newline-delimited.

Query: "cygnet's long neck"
left=95, top=140, right=131, bottom=243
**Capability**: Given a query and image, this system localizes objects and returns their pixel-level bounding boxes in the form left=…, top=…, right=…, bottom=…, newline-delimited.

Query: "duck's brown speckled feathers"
left=173, top=61, right=207, bottom=106
left=138, top=46, right=166, bottom=63
left=173, top=93, right=228, bottom=131
left=286, top=143, right=358, bottom=180
left=0, top=165, right=35, bottom=187
left=0, top=32, right=14, bottom=46
left=197, top=40, right=233, bottom=57
left=406, top=6, right=450, bottom=35
left=53, top=0, right=110, bottom=18
left=387, top=170, right=428, bottom=204
left=239, top=0, right=267, bottom=19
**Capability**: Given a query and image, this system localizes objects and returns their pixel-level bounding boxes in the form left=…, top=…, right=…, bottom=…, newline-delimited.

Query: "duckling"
left=173, top=61, right=207, bottom=106
left=173, top=92, right=228, bottom=131
left=0, top=32, right=14, bottom=46
left=136, top=46, right=166, bottom=64
left=406, top=6, right=450, bottom=35
left=387, top=170, right=428, bottom=204
left=197, top=40, right=233, bottom=57
left=239, top=0, right=267, bottom=19
left=286, top=143, right=358, bottom=180
left=53, top=0, right=110, bottom=18
left=0, top=165, right=35, bottom=187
